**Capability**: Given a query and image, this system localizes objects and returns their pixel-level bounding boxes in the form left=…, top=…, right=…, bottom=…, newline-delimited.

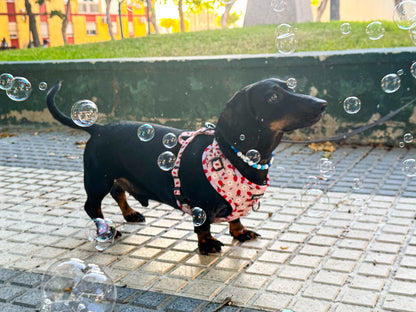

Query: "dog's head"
left=216, top=78, right=326, bottom=149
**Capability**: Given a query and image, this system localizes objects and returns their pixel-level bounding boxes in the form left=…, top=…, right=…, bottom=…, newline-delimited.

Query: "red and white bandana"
left=202, top=139, right=269, bottom=223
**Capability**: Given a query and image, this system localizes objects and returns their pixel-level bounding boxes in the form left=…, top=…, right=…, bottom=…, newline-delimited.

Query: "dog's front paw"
left=124, top=211, right=145, bottom=223
left=198, top=236, right=224, bottom=255
left=230, top=228, right=260, bottom=242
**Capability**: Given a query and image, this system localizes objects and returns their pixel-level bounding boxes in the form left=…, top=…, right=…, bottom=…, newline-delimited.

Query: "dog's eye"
left=267, top=93, right=278, bottom=104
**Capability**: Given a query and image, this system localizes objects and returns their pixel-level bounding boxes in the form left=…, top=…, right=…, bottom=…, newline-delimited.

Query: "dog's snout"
left=315, top=99, right=327, bottom=112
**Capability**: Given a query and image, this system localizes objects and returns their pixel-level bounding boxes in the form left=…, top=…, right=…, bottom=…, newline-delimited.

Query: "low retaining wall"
left=1, top=47, right=416, bottom=144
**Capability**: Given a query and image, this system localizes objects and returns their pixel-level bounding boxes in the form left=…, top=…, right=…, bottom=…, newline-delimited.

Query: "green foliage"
left=0, top=21, right=412, bottom=61
left=49, top=10, right=66, bottom=19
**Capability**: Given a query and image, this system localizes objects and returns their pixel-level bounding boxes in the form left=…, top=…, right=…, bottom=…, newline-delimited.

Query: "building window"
left=86, top=22, right=97, bottom=35
left=66, top=22, right=74, bottom=37
left=40, top=22, right=49, bottom=38
left=8, top=22, right=18, bottom=39
left=6, top=0, right=15, bottom=2
left=78, top=0, right=100, bottom=14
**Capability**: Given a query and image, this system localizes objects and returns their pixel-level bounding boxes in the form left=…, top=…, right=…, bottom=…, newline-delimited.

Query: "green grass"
left=0, top=21, right=412, bottom=61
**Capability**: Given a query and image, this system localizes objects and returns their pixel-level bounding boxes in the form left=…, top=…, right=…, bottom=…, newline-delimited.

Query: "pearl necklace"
left=230, top=145, right=274, bottom=170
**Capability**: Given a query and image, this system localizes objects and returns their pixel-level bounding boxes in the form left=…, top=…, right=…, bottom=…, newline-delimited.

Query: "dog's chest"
left=202, top=139, right=269, bottom=223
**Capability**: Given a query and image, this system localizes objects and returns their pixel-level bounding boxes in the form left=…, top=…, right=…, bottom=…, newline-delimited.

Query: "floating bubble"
left=204, top=122, right=216, bottom=130
left=404, top=133, right=413, bottom=143
left=381, top=73, right=401, bottom=93
left=246, top=149, right=261, bottom=164
left=157, top=151, right=176, bottom=171
left=343, top=96, right=361, bottom=114
left=352, top=178, right=362, bottom=190
left=86, top=218, right=116, bottom=252
left=39, top=81, right=48, bottom=91
left=411, top=61, right=416, bottom=78
left=286, top=77, right=297, bottom=90
left=402, top=158, right=416, bottom=177
left=340, top=22, right=351, bottom=35
left=42, top=258, right=116, bottom=312
left=0, top=73, right=13, bottom=90
left=137, top=124, right=155, bottom=142
left=399, top=141, right=405, bottom=148
left=162, top=132, right=177, bottom=149
left=71, top=100, right=98, bottom=127
left=366, top=21, right=385, bottom=40
left=393, top=0, right=416, bottom=29
left=239, top=134, right=246, bottom=141
left=275, top=33, right=296, bottom=54
left=6, top=77, right=32, bottom=101
left=191, top=207, right=206, bottom=226
left=275, top=23, right=293, bottom=36
left=397, top=69, right=405, bottom=76
left=270, top=0, right=287, bottom=12
left=319, top=159, right=335, bottom=179
left=410, top=24, right=416, bottom=45
left=304, top=175, right=318, bottom=189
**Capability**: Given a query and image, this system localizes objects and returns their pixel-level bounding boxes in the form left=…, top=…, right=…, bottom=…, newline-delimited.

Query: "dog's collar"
left=230, top=145, right=274, bottom=170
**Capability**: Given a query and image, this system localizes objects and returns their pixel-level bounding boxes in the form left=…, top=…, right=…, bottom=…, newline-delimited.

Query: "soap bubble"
left=162, top=132, right=177, bottom=149
left=271, top=0, right=287, bottom=12
left=137, top=124, right=155, bottom=142
left=397, top=69, right=404, bottom=76
left=275, top=32, right=296, bottom=54
left=6, top=77, right=32, bottom=101
left=286, top=78, right=297, bottom=90
left=72, top=265, right=116, bottom=312
left=41, top=258, right=116, bottom=312
left=404, top=133, right=413, bottom=143
left=204, top=122, right=216, bottom=130
left=343, top=96, right=361, bottom=114
left=276, top=23, right=293, bottom=36
left=246, top=149, right=261, bottom=164
left=399, top=141, right=405, bottom=148
left=402, top=158, right=416, bottom=177
left=352, top=178, right=362, bottom=190
left=239, top=134, right=246, bottom=141
left=366, top=21, right=385, bottom=40
left=304, top=175, right=318, bottom=190
left=410, top=24, right=416, bottom=45
left=381, top=73, right=401, bottom=93
left=157, top=151, right=176, bottom=171
left=340, top=22, right=351, bottom=35
left=393, top=0, right=416, bottom=29
left=86, top=218, right=116, bottom=252
left=71, top=100, right=98, bottom=127
left=0, top=73, right=13, bottom=90
left=319, top=159, right=335, bottom=179
left=39, top=81, right=48, bottom=91
left=411, top=61, right=416, bottom=78
left=191, top=207, right=206, bottom=226
left=300, top=177, right=328, bottom=213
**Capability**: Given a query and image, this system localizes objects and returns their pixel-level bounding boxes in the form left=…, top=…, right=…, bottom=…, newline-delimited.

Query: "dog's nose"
left=316, top=99, right=327, bottom=112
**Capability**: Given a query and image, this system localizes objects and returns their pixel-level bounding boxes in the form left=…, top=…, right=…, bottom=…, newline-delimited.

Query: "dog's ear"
left=215, top=87, right=260, bottom=151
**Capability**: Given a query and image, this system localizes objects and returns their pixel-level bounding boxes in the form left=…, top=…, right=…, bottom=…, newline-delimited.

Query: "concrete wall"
left=1, top=47, right=416, bottom=144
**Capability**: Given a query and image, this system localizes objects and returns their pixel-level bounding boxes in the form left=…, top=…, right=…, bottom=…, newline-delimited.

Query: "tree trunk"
left=178, top=0, right=185, bottom=32
left=316, top=0, right=328, bottom=22
left=106, top=0, right=114, bottom=40
left=25, top=0, right=41, bottom=47
left=330, top=0, right=340, bottom=20
left=61, top=0, right=71, bottom=45
left=220, top=1, right=235, bottom=28
left=147, top=0, right=160, bottom=34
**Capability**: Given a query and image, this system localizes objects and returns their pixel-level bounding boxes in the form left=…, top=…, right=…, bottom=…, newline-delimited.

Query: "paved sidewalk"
left=0, top=128, right=415, bottom=312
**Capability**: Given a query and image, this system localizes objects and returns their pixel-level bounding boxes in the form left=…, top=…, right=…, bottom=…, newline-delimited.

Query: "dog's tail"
left=47, top=81, right=101, bottom=134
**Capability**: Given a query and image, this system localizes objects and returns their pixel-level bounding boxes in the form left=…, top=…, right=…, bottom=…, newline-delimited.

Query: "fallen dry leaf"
left=308, top=142, right=336, bottom=153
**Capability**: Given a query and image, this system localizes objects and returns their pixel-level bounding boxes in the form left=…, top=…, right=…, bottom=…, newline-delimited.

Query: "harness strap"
left=171, top=127, right=215, bottom=214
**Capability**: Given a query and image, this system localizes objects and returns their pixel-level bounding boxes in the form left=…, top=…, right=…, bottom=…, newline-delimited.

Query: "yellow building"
left=0, top=0, right=148, bottom=49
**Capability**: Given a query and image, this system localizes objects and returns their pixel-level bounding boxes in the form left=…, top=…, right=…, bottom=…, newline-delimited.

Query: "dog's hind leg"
left=110, top=181, right=145, bottom=223
left=229, top=218, right=260, bottom=242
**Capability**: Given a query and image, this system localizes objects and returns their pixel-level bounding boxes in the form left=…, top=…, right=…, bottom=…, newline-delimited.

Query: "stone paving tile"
left=0, top=131, right=415, bottom=311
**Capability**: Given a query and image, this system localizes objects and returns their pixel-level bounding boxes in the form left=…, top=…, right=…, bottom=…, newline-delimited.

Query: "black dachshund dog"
left=47, top=78, right=326, bottom=254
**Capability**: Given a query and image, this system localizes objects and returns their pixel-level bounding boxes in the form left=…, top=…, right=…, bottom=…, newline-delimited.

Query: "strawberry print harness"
left=172, top=127, right=269, bottom=223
